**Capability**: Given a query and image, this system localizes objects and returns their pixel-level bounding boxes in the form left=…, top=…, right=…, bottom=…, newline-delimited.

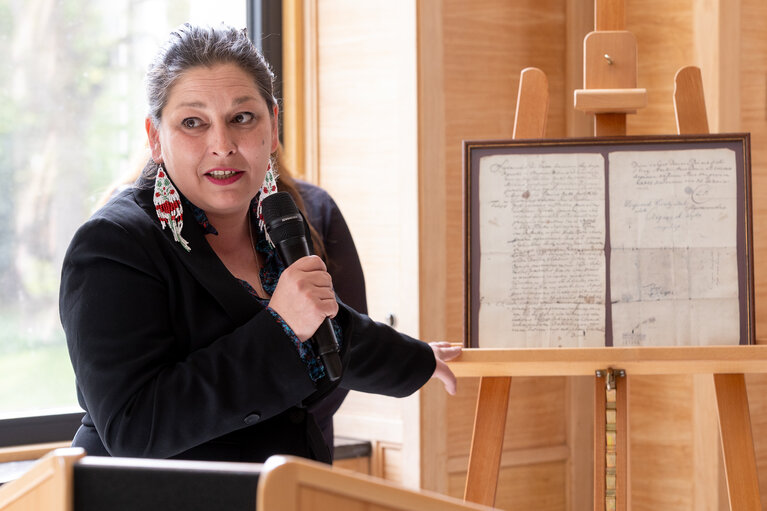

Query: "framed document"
left=464, top=134, right=753, bottom=348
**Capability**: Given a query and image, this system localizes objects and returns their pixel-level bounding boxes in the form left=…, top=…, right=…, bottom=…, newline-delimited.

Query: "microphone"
left=261, top=192, right=342, bottom=381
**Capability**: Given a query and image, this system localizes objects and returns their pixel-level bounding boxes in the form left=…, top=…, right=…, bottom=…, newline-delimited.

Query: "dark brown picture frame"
left=463, top=133, right=753, bottom=348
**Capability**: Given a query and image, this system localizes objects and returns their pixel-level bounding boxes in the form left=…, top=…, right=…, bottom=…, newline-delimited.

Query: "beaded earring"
left=256, top=160, right=278, bottom=247
left=154, top=163, right=191, bottom=252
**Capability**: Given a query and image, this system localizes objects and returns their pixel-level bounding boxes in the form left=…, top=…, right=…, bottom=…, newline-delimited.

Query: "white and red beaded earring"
left=153, top=163, right=191, bottom=252
left=256, top=159, right=279, bottom=247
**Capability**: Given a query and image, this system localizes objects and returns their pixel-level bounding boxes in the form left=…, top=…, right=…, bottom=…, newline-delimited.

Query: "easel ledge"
left=448, top=344, right=767, bottom=377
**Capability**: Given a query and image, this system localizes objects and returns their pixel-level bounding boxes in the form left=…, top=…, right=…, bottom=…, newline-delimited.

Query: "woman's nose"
left=210, top=124, right=236, bottom=156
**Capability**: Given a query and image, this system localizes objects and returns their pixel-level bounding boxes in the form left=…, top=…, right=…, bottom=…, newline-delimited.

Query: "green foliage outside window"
left=0, top=0, right=245, bottom=417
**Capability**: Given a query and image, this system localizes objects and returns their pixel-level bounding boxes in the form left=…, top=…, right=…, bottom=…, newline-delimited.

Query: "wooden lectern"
left=0, top=448, right=501, bottom=511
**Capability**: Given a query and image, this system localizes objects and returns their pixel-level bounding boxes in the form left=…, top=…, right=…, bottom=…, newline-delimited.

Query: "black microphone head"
left=261, top=192, right=306, bottom=243
left=262, top=191, right=299, bottom=219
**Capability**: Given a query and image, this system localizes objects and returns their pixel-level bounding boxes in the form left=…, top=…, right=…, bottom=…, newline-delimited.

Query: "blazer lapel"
left=133, top=184, right=261, bottom=326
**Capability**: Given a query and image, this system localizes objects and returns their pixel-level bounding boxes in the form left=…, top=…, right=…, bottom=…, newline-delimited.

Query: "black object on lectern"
left=73, top=457, right=262, bottom=511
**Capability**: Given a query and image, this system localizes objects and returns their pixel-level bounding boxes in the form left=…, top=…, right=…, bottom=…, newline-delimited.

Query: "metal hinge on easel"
left=596, top=368, right=625, bottom=511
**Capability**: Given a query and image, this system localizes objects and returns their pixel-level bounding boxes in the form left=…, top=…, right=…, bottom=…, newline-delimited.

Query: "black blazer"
left=59, top=184, right=435, bottom=464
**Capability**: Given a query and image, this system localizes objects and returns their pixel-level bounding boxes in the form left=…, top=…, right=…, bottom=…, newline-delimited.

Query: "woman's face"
left=146, top=62, right=278, bottom=222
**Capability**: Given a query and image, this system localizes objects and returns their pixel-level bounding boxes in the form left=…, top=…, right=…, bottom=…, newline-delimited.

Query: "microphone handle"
left=314, top=319, right=343, bottom=381
left=274, top=236, right=342, bottom=381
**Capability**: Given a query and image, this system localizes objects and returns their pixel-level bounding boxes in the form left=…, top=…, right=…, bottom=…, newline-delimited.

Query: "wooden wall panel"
left=447, top=377, right=566, bottom=458
left=448, top=461, right=567, bottom=511
left=315, top=0, right=419, bottom=335
left=629, top=375, right=695, bottom=510
left=374, top=442, right=404, bottom=484
left=747, top=375, right=767, bottom=511
left=741, top=0, right=767, bottom=341
left=740, top=0, right=767, bottom=507
left=334, top=392, right=408, bottom=445
left=625, top=0, right=695, bottom=135
left=313, top=0, right=422, bottom=490
left=443, top=377, right=568, bottom=506
left=333, top=456, right=371, bottom=475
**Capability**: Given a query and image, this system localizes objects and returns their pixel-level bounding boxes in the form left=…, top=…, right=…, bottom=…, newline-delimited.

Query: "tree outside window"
left=0, top=0, right=246, bottom=418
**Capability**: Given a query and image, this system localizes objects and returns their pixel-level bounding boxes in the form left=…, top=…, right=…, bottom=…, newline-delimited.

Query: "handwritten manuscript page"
left=478, top=153, right=606, bottom=347
left=476, top=146, right=741, bottom=347
left=609, top=148, right=739, bottom=346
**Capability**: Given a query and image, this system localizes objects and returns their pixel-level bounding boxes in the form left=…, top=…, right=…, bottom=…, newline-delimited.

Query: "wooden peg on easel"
left=574, top=0, right=647, bottom=136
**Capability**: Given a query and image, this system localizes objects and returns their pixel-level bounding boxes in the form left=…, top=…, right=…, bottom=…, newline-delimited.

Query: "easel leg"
left=713, top=373, right=762, bottom=510
left=464, top=376, right=511, bottom=507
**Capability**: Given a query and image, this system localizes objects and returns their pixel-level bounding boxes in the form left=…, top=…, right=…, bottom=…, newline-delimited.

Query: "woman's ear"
left=145, top=118, right=163, bottom=163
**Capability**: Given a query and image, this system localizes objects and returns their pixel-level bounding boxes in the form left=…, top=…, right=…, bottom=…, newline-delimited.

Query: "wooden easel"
left=460, top=2, right=763, bottom=510
left=458, top=348, right=767, bottom=510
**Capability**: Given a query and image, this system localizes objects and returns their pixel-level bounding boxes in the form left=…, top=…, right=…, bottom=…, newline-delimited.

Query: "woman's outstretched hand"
left=429, top=342, right=462, bottom=395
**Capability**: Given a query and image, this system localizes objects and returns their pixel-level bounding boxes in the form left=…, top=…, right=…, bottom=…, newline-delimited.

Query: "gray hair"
left=145, top=23, right=277, bottom=127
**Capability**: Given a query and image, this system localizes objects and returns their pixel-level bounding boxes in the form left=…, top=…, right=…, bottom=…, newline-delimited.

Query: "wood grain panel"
left=740, top=2, right=767, bottom=503
left=567, top=376, right=594, bottom=511
left=315, top=0, right=419, bottom=335
left=740, top=0, right=767, bottom=341
left=625, top=0, right=695, bottom=136
left=746, top=374, right=767, bottom=511
left=0, top=442, right=70, bottom=464
left=448, top=377, right=567, bottom=457
left=565, top=0, right=594, bottom=137
left=334, top=456, right=371, bottom=475
left=377, top=443, right=403, bottom=485
left=334, top=392, right=407, bottom=446
left=629, top=375, right=695, bottom=511
left=281, top=0, right=306, bottom=178
left=448, top=461, right=566, bottom=510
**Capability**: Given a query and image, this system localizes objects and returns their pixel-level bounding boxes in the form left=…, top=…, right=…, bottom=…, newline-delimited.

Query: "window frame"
left=0, top=411, right=84, bottom=449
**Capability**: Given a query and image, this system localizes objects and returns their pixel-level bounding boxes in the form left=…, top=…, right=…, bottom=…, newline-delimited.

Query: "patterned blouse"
left=186, top=196, right=341, bottom=382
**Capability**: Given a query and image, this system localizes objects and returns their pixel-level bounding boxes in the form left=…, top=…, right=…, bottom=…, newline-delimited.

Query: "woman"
left=60, top=23, right=460, bottom=464
left=100, top=142, right=367, bottom=456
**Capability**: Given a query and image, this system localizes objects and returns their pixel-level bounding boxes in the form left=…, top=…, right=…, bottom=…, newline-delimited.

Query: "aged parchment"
left=609, top=148, right=739, bottom=345
left=478, top=153, right=606, bottom=347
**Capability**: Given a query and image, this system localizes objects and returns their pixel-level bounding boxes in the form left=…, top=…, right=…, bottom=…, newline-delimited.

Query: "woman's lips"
left=205, top=169, right=244, bottom=185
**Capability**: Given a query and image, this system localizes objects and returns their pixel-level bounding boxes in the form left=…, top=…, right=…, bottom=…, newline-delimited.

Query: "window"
left=0, top=0, right=248, bottom=425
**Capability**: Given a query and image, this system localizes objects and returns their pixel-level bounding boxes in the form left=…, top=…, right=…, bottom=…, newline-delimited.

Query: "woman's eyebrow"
left=232, top=95, right=258, bottom=106
left=176, top=101, right=206, bottom=109
left=175, top=96, right=257, bottom=109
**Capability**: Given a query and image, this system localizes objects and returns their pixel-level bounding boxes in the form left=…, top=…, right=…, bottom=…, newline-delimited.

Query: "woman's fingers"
left=430, top=342, right=463, bottom=361
left=429, top=342, right=462, bottom=395
left=269, top=256, right=337, bottom=341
